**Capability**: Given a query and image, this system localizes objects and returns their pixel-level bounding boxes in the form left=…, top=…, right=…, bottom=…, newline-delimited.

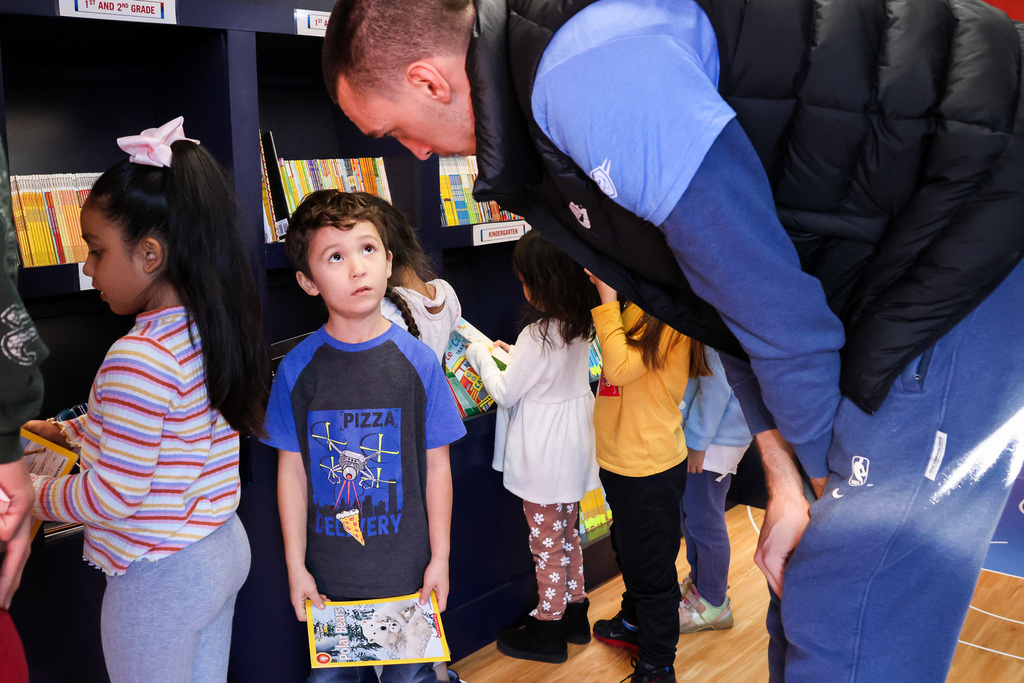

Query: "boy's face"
left=297, top=221, right=393, bottom=325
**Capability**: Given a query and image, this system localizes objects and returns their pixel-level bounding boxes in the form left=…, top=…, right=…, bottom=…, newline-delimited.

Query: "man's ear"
left=138, top=237, right=166, bottom=275
left=296, top=270, right=320, bottom=297
left=406, top=62, right=452, bottom=104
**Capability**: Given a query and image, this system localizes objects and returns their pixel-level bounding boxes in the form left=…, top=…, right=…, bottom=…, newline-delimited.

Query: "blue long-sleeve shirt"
left=681, top=349, right=751, bottom=451
left=532, top=0, right=845, bottom=477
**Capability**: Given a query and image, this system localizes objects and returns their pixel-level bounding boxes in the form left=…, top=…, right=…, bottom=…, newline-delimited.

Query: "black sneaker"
left=592, top=610, right=639, bottom=653
left=620, top=658, right=677, bottom=683
left=565, top=598, right=592, bottom=645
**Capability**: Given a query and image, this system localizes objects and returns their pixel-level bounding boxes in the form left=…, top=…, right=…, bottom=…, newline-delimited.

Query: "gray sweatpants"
left=101, top=514, right=251, bottom=683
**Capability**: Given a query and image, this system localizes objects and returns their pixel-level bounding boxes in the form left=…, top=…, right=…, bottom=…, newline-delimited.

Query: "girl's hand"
left=687, top=448, right=706, bottom=474
left=493, top=340, right=511, bottom=353
left=287, top=566, right=325, bottom=621
left=584, top=269, right=618, bottom=305
left=22, top=420, right=71, bottom=450
left=419, top=557, right=449, bottom=612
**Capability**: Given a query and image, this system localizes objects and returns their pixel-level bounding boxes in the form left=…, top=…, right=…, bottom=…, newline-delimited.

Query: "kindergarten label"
left=473, top=220, right=530, bottom=246
left=59, top=0, right=176, bottom=24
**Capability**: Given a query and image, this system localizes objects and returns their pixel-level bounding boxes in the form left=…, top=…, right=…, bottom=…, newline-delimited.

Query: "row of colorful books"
left=439, top=156, right=521, bottom=227
left=10, top=172, right=101, bottom=267
left=259, top=131, right=393, bottom=243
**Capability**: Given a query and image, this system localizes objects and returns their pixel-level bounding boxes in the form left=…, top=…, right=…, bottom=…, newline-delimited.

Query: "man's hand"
left=419, top=556, right=449, bottom=612
left=0, top=459, right=34, bottom=608
left=754, top=490, right=810, bottom=595
left=287, top=566, right=325, bottom=622
left=687, top=448, right=706, bottom=474
left=752, top=430, right=811, bottom=595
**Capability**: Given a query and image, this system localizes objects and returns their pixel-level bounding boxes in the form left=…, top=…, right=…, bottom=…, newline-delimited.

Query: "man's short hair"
left=323, top=0, right=474, bottom=101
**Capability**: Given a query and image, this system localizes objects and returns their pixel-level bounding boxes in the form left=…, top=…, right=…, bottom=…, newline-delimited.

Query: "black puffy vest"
left=468, top=0, right=1024, bottom=413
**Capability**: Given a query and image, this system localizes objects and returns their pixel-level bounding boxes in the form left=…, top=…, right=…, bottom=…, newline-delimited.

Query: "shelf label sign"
left=77, top=263, right=95, bottom=292
left=59, top=0, right=177, bottom=24
left=296, top=9, right=331, bottom=36
left=473, top=220, right=530, bottom=247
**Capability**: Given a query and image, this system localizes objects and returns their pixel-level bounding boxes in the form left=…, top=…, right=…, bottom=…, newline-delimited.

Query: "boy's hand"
left=287, top=566, right=325, bottom=621
left=419, top=557, right=449, bottom=612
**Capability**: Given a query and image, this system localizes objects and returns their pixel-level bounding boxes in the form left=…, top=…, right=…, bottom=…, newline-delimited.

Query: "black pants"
left=600, top=460, right=687, bottom=669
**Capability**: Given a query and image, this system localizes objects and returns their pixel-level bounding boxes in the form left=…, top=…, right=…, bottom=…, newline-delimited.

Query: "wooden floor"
left=453, top=506, right=1024, bottom=682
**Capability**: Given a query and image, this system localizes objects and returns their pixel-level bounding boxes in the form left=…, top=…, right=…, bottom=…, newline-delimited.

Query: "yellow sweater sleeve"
left=592, top=302, right=650, bottom=386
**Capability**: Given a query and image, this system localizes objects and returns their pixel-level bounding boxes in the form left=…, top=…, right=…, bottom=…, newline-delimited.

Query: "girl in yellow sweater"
left=588, top=272, right=692, bottom=683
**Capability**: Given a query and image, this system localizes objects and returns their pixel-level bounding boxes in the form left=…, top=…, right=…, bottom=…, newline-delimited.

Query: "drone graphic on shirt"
left=311, top=421, right=399, bottom=511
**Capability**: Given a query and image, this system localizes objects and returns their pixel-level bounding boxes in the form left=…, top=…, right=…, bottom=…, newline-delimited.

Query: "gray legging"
left=100, top=514, right=251, bottom=683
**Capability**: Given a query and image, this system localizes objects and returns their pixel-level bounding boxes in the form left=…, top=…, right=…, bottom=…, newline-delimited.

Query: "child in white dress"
left=466, top=230, right=600, bottom=664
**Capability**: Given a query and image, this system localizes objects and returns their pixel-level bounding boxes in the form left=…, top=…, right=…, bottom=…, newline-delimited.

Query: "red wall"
left=986, top=0, right=1024, bottom=20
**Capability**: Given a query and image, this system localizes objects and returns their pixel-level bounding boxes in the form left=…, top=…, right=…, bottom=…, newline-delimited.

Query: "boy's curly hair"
left=285, top=189, right=421, bottom=338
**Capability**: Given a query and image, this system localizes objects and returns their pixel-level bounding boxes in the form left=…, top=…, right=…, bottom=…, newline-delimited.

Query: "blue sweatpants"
left=101, top=514, right=251, bottom=683
left=681, top=470, right=732, bottom=607
left=770, top=259, right=1024, bottom=682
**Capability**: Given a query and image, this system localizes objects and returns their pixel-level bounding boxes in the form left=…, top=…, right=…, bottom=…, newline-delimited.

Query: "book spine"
left=58, top=174, right=82, bottom=262
left=260, top=131, right=291, bottom=223
left=358, top=157, right=374, bottom=195
left=10, top=176, right=30, bottom=267
left=257, top=133, right=278, bottom=240
left=281, top=160, right=300, bottom=216
left=42, top=182, right=67, bottom=264
left=23, top=177, right=52, bottom=266
left=374, top=157, right=392, bottom=203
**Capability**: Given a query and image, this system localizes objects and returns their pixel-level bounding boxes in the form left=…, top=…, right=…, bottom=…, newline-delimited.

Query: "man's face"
left=334, top=73, right=476, bottom=160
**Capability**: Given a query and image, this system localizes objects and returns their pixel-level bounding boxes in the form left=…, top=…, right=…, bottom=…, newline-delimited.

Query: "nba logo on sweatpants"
left=850, top=456, right=870, bottom=486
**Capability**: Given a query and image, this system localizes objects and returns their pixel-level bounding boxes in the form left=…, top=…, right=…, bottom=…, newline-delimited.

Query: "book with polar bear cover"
left=306, top=593, right=450, bottom=668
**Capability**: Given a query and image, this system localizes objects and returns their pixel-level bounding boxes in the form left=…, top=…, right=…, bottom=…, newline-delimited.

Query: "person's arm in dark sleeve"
left=657, top=119, right=844, bottom=479
left=0, top=142, right=48, bottom=607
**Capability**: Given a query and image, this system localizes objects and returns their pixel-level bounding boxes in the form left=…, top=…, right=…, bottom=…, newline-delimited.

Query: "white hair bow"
left=116, top=116, right=199, bottom=167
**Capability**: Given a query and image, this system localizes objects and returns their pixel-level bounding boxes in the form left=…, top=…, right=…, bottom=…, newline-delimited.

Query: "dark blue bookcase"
left=0, top=2, right=617, bottom=681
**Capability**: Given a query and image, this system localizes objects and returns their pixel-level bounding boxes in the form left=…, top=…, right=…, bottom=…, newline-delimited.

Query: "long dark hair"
left=285, top=189, right=421, bottom=338
left=513, top=230, right=598, bottom=348
left=88, top=140, right=270, bottom=436
left=624, top=308, right=684, bottom=372
left=689, top=340, right=712, bottom=378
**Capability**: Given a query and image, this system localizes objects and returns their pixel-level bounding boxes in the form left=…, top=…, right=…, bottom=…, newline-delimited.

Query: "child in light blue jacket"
left=678, top=347, right=752, bottom=633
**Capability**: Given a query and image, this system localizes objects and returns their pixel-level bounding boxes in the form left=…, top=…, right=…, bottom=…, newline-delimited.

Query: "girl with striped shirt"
left=22, top=118, right=269, bottom=682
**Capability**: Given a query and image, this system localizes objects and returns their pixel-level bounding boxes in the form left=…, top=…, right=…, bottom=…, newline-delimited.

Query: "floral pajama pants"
left=523, top=501, right=586, bottom=621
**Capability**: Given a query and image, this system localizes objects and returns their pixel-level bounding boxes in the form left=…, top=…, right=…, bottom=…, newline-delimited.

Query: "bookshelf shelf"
left=15, top=262, right=86, bottom=299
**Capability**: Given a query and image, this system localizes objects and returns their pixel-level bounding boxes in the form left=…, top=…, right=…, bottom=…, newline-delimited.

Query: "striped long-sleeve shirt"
left=33, top=306, right=241, bottom=575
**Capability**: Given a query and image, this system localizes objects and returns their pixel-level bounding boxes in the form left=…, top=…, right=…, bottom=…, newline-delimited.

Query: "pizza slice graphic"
left=336, top=509, right=365, bottom=546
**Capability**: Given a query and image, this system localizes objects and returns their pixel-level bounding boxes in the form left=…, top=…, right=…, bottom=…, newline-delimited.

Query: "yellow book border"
left=305, top=591, right=451, bottom=668
left=20, top=427, right=80, bottom=541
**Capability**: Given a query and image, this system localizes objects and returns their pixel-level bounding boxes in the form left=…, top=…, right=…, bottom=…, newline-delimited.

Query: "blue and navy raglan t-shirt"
left=532, top=0, right=846, bottom=477
left=262, top=323, right=465, bottom=599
